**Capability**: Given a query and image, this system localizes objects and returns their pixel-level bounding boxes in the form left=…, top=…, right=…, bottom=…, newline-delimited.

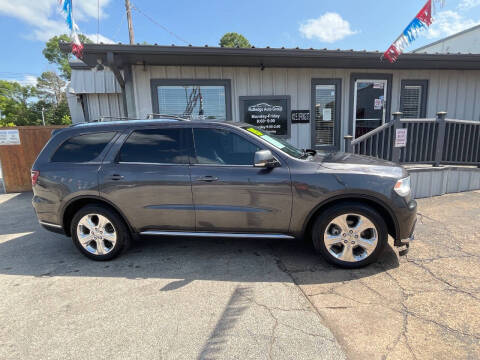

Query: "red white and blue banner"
left=383, top=0, right=444, bottom=63
left=58, top=0, right=84, bottom=58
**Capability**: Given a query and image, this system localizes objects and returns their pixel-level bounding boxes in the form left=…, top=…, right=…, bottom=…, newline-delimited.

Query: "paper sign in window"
left=322, top=108, right=332, bottom=121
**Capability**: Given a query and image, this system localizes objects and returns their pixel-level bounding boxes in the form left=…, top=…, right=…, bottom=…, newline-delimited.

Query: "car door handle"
left=108, top=174, right=124, bottom=181
left=196, top=176, right=219, bottom=182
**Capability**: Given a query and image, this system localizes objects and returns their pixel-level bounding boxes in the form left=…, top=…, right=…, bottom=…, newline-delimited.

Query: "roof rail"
left=69, top=114, right=190, bottom=127
left=146, top=113, right=191, bottom=121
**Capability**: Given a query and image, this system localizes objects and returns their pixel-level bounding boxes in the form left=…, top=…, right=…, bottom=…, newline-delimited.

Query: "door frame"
left=311, top=78, right=342, bottom=151
left=348, top=73, right=393, bottom=138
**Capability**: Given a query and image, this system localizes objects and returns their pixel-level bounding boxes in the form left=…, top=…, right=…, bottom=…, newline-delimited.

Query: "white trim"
left=139, top=231, right=294, bottom=239
left=39, top=221, right=63, bottom=229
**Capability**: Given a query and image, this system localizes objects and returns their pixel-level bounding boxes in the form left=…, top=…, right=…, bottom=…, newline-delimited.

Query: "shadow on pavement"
left=0, top=192, right=399, bottom=288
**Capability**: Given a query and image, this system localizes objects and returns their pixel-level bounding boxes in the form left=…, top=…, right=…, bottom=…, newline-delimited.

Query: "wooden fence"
left=0, top=126, right=66, bottom=193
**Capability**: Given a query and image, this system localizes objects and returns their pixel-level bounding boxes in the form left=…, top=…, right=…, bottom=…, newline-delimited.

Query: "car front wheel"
left=71, top=205, right=130, bottom=261
left=312, top=203, right=388, bottom=268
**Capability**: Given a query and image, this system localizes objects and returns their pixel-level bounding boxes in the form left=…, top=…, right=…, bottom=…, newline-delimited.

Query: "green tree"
left=30, top=100, right=71, bottom=126
left=43, top=34, right=92, bottom=80
left=0, top=79, right=71, bottom=127
left=36, top=71, right=66, bottom=105
left=0, top=80, right=39, bottom=126
left=219, top=32, right=251, bottom=48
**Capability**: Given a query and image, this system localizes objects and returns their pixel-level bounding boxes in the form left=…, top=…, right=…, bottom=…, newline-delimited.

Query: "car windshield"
left=241, top=126, right=306, bottom=159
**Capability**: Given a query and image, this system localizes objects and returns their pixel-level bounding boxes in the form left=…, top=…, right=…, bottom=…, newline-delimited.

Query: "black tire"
left=70, top=205, right=131, bottom=261
left=311, top=203, right=388, bottom=268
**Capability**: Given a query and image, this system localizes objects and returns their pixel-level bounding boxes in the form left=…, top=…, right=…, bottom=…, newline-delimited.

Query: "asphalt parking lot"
left=1, top=191, right=479, bottom=360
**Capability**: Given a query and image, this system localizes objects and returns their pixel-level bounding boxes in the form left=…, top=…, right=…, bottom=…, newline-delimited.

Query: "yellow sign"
left=247, top=128, right=263, bottom=136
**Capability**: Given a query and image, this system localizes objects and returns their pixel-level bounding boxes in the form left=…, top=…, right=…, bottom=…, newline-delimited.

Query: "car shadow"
left=0, top=192, right=399, bottom=288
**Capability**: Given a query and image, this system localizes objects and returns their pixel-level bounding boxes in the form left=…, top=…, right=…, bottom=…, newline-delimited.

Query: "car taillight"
left=31, top=170, right=40, bottom=186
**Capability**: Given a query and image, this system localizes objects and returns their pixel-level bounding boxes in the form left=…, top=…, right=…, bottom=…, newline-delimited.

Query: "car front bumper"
left=393, top=198, right=417, bottom=253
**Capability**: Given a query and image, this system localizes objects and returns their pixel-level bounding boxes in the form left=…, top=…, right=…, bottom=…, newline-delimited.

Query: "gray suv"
left=32, top=119, right=416, bottom=268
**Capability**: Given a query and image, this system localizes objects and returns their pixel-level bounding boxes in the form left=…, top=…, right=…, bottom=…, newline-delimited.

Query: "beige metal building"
left=66, top=44, right=480, bottom=151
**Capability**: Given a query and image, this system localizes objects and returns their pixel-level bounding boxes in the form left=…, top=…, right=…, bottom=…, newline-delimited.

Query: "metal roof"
left=63, top=43, right=480, bottom=70
left=413, top=24, right=480, bottom=53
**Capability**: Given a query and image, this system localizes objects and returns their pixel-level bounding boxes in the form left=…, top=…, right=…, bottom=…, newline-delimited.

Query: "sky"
left=1, top=0, right=480, bottom=86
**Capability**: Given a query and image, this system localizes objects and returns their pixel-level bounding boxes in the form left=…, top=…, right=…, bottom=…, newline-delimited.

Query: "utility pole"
left=125, top=0, right=135, bottom=44
left=41, top=107, right=46, bottom=126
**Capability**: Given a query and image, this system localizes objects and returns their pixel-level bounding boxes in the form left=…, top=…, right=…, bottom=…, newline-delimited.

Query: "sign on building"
left=394, top=128, right=408, bottom=148
left=239, top=96, right=291, bottom=137
left=0, top=129, right=21, bottom=145
left=291, top=110, right=310, bottom=124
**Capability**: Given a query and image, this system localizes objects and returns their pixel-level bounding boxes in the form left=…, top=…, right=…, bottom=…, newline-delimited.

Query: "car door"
left=190, top=126, right=292, bottom=233
left=99, top=125, right=195, bottom=232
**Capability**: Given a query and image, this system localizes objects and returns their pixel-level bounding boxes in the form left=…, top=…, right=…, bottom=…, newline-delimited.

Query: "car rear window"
left=51, top=132, right=116, bottom=163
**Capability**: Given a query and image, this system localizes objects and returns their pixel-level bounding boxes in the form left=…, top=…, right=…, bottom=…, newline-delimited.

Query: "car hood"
left=312, top=151, right=406, bottom=178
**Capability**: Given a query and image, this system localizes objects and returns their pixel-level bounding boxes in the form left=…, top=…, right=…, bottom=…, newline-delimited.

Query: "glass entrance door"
left=311, top=79, right=341, bottom=150
left=353, top=79, right=388, bottom=138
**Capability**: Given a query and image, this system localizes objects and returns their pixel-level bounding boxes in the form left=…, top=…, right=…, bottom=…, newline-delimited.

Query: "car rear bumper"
left=32, top=195, right=64, bottom=234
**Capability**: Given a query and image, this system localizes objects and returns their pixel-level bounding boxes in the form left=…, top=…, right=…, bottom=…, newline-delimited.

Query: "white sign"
left=322, top=108, right=332, bottom=121
left=373, top=82, right=384, bottom=89
left=0, top=129, right=20, bottom=145
left=374, top=98, right=382, bottom=110
left=395, top=128, right=408, bottom=148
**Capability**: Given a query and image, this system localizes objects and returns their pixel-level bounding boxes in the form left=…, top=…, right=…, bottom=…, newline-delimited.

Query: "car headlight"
left=394, top=176, right=411, bottom=197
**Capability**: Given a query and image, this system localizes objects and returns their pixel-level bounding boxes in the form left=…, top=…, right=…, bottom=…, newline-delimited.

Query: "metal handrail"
left=351, top=121, right=394, bottom=145
left=400, top=118, right=436, bottom=123
left=445, top=118, right=480, bottom=124
left=345, top=112, right=480, bottom=166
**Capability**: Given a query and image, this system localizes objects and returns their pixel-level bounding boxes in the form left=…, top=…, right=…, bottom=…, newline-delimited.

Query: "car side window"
left=118, top=128, right=191, bottom=164
left=193, top=128, right=260, bottom=165
left=51, top=132, right=116, bottom=163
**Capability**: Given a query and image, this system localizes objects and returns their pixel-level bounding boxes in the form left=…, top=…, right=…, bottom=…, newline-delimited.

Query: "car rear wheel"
left=71, top=205, right=130, bottom=261
left=312, top=203, right=388, bottom=268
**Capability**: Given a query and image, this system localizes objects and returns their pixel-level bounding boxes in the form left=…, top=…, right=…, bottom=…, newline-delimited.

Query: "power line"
left=130, top=2, right=189, bottom=45
left=0, top=72, right=39, bottom=76
left=112, top=10, right=127, bottom=42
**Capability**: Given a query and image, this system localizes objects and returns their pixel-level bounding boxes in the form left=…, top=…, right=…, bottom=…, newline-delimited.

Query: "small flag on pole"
left=58, top=0, right=84, bottom=58
left=383, top=0, right=445, bottom=63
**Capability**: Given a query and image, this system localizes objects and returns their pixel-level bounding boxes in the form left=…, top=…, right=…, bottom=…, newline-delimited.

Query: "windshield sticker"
left=247, top=127, right=264, bottom=136
left=261, top=135, right=286, bottom=149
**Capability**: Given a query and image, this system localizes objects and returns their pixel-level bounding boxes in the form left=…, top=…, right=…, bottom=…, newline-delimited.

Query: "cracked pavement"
left=275, top=190, right=480, bottom=360
left=1, top=191, right=479, bottom=359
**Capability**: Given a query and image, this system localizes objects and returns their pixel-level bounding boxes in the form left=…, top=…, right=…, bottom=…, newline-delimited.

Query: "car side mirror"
left=254, top=150, right=279, bottom=168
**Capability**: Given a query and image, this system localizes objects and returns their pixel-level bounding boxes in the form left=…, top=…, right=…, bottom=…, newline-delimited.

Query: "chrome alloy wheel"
left=324, top=213, right=378, bottom=262
left=76, top=214, right=117, bottom=255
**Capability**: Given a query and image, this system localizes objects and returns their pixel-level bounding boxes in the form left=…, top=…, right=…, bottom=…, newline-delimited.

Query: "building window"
left=311, top=79, right=341, bottom=150
left=400, top=80, right=428, bottom=119
left=151, top=79, right=232, bottom=120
